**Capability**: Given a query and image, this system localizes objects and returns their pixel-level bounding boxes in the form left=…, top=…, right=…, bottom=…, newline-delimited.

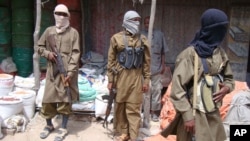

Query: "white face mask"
left=122, top=11, right=141, bottom=35
left=122, top=19, right=140, bottom=35
left=54, top=14, right=70, bottom=33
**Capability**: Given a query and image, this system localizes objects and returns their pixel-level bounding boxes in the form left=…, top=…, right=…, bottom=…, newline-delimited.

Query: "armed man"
left=37, top=4, right=80, bottom=141
left=107, top=10, right=151, bottom=141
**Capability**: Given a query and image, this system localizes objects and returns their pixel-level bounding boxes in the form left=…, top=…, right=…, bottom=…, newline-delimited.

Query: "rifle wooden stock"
left=60, top=74, right=69, bottom=87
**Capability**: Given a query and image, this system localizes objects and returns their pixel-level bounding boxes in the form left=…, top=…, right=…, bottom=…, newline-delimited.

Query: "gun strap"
left=193, top=51, right=198, bottom=117
left=123, top=31, right=142, bottom=48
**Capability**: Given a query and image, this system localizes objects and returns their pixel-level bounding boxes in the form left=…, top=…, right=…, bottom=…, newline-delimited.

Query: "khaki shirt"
left=37, top=26, right=80, bottom=103
left=170, top=46, right=235, bottom=121
left=107, top=31, right=151, bottom=103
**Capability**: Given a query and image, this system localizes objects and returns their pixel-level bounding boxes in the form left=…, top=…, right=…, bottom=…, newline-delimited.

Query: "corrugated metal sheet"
left=3, top=0, right=250, bottom=80
left=86, top=0, right=248, bottom=62
left=84, top=0, right=250, bottom=81
left=227, top=6, right=250, bottom=81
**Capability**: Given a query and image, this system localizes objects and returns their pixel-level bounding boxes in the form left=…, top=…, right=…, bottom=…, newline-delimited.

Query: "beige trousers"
left=40, top=102, right=72, bottom=119
left=115, top=102, right=141, bottom=139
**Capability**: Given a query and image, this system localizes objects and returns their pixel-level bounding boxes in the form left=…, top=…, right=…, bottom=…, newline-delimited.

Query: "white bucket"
left=9, top=89, right=36, bottom=121
left=0, top=73, right=14, bottom=96
left=95, top=94, right=114, bottom=118
left=0, top=95, right=23, bottom=120
left=0, top=116, right=3, bottom=139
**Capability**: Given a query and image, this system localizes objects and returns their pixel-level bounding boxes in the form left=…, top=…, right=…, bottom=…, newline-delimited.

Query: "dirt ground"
left=0, top=112, right=161, bottom=141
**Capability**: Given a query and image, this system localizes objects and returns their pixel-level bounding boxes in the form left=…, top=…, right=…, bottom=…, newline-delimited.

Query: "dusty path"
left=1, top=112, right=161, bottom=141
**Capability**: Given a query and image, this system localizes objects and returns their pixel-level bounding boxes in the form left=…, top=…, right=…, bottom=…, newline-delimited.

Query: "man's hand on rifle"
left=48, top=52, right=57, bottom=63
left=107, top=83, right=112, bottom=91
left=64, top=75, right=71, bottom=85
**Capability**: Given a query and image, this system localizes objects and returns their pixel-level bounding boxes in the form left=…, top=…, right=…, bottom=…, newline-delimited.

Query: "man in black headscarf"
left=159, top=8, right=235, bottom=141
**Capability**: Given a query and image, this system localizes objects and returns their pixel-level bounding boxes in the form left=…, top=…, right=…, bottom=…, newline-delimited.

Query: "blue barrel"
left=12, top=8, right=34, bottom=47
left=0, top=44, right=11, bottom=62
left=11, top=0, right=33, bottom=9
left=12, top=8, right=34, bottom=22
left=0, top=0, right=9, bottom=7
left=0, top=7, right=11, bottom=44
left=12, top=47, right=33, bottom=77
left=40, top=9, right=54, bottom=36
left=0, top=7, right=11, bottom=62
left=39, top=9, right=54, bottom=70
left=12, top=33, right=34, bottom=47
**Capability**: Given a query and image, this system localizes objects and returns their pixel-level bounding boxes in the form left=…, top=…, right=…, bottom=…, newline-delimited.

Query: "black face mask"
left=189, top=9, right=228, bottom=58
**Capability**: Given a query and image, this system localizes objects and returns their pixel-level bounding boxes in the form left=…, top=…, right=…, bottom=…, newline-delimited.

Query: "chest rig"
left=118, top=32, right=144, bottom=69
left=196, top=58, right=226, bottom=113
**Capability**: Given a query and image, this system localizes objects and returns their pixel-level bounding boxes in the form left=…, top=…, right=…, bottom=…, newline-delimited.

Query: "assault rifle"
left=47, top=34, right=72, bottom=103
left=102, top=67, right=118, bottom=128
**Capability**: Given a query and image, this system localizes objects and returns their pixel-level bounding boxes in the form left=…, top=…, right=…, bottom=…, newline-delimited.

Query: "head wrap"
left=190, top=8, right=228, bottom=58
left=122, top=10, right=141, bottom=35
left=54, top=4, right=70, bottom=33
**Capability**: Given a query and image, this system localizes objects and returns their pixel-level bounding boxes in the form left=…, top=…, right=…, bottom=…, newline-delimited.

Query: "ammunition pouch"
left=134, top=47, right=144, bottom=68
left=118, top=46, right=144, bottom=69
left=196, top=74, right=223, bottom=113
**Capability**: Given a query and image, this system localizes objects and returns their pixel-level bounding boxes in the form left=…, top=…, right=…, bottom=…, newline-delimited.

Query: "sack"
left=161, top=66, right=172, bottom=87
left=0, top=57, right=17, bottom=73
left=196, top=74, right=223, bottom=113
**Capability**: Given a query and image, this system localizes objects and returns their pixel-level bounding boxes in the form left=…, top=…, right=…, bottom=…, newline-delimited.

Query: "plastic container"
left=9, top=89, right=36, bottom=120
left=0, top=0, right=9, bottom=7
left=0, top=95, right=23, bottom=120
left=0, top=115, right=3, bottom=138
left=12, top=47, right=33, bottom=77
left=0, top=44, right=12, bottom=63
left=11, top=8, right=34, bottom=47
left=11, top=0, right=33, bottom=9
left=0, top=73, right=14, bottom=96
left=0, top=7, right=11, bottom=44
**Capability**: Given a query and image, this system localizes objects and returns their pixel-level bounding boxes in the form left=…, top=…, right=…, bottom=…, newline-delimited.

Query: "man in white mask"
left=122, top=10, right=141, bottom=36
left=107, top=10, right=151, bottom=141
left=54, top=4, right=70, bottom=33
left=37, top=4, right=80, bottom=141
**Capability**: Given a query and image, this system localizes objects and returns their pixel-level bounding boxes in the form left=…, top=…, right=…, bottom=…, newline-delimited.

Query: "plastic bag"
left=0, top=57, right=17, bottom=73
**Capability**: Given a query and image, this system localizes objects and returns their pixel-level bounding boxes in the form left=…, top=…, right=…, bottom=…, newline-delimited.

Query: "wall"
left=227, top=6, right=250, bottom=81
left=84, top=0, right=250, bottom=81
left=85, top=0, right=231, bottom=62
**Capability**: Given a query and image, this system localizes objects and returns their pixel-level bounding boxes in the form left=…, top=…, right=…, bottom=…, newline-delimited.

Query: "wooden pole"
left=148, top=0, right=156, bottom=46
left=33, top=0, right=41, bottom=92
left=142, top=0, right=157, bottom=129
left=80, top=0, right=85, bottom=56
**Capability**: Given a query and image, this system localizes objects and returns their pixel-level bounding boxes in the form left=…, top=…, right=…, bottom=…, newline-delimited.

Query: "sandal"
left=114, top=134, right=130, bottom=141
left=54, top=128, right=68, bottom=141
left=40, top=126, right=54, bottom=139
